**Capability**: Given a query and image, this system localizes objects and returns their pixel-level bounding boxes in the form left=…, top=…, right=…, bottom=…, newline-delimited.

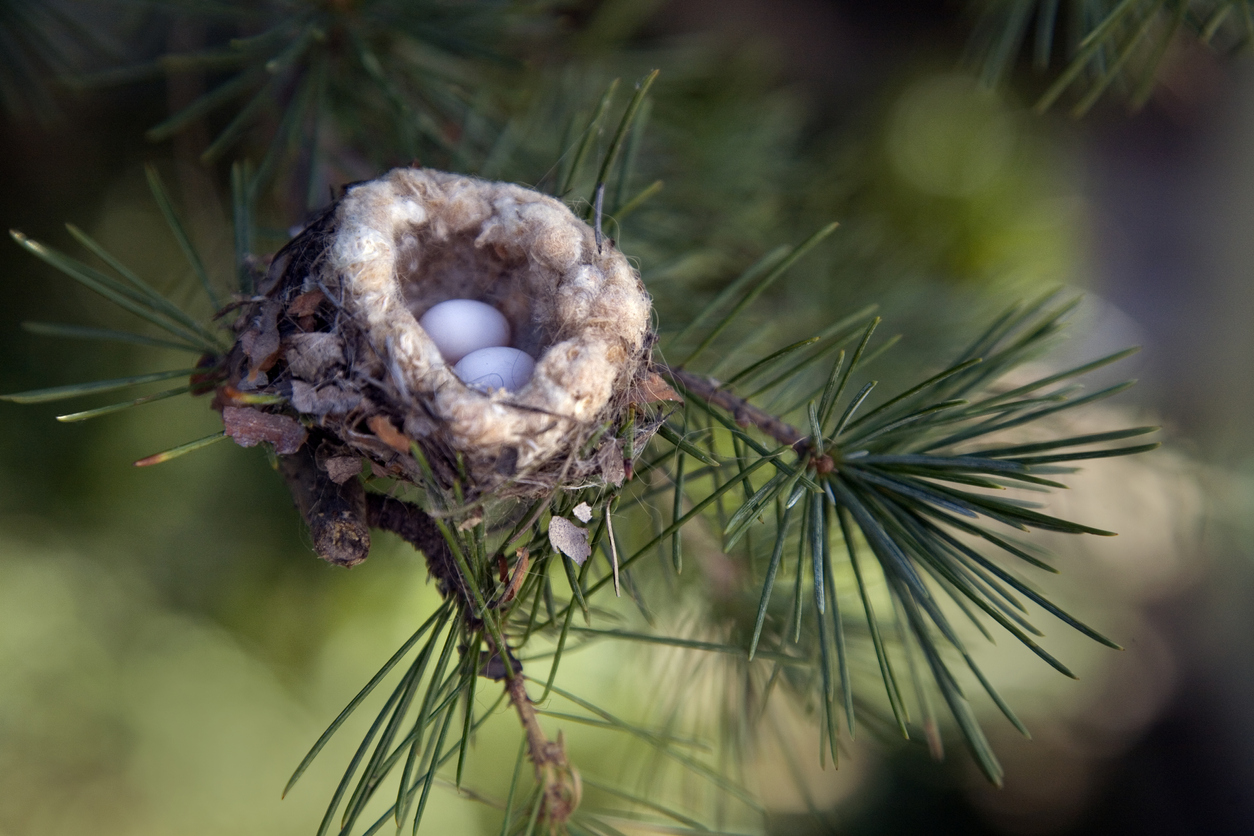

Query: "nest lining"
left=226, top=167, right=656, bottom=496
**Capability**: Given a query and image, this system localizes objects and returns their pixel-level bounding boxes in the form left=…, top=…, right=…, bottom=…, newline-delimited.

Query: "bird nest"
left=219, top=168, right=658, bottom=507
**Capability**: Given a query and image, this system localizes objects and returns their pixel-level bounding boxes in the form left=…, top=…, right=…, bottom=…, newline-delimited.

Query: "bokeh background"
left=0, top=1, right=1250, bottom=834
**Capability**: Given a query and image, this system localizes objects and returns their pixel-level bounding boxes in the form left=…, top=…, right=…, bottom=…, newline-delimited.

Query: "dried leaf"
left=290, top=380, right=361, bottom=416
left=598, top=441, right=626, bottom=487
left=239, top=299, right=282, bottom=384
left=284, top=332, right=344, bottom=380
left=366, top=414, right=413, bottom=454
left=573, top=502, right=593, bottom=523
left=222, top=406, right=308, bottom=454
left=632, top=372, right=683, bottom=404
left=323, top=456, right=361, bottom=485
left=549, top=517, right=591, bottom=565
left=287, top=288, right=326, bottom=317
left=495, top=549, right=530, bottom=607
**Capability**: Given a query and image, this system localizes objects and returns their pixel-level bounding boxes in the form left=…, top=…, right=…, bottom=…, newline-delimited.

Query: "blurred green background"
left=1, top=1, right=1251, bottom=834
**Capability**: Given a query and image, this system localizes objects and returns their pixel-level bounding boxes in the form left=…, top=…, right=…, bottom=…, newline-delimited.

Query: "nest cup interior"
left=397, top=227, right=550, bottom=363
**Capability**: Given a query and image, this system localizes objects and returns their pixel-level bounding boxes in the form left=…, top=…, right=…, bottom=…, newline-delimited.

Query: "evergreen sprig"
left=0, top=0, right=112, bottom=123
left=85, top=0, right=551, bottom=211
left=653, top=289, right=1155, bottom=786
left=969, top=0, right=1254, bottom=114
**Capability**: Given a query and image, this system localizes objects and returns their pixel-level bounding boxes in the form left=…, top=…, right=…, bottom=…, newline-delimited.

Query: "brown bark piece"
left=285, top=332, right=344, bottom=380
left=277, top=443, right=370, bottom=567
left=291, top=381, right=362, bottom=416
left=223, top=406, right=308, bottom=454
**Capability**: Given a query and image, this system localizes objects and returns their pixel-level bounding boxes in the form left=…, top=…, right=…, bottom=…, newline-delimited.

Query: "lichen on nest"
left=218, top=168, right=662, bottom=535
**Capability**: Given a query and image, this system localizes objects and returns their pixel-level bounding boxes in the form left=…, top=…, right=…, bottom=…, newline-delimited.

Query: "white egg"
left=418, top=299, right=511, bottom=364
left=453, top=347, right=535, bottom=393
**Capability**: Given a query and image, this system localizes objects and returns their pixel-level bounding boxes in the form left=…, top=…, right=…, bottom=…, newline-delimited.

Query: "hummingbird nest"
left=220, top=168, right=658, bottom=546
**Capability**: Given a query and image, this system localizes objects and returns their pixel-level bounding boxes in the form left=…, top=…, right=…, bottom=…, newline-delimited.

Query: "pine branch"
left=3, top=19, right=1175, bottom=829
left=646, top=294, right=1155, bottom=786
left=505, top=673, right=582, bottom=828
left=659, top=364, right=810, bottom=452
left=366, top=492, right=472, bottom=604
left=8, top=170, right=1156, bottom=836
left=83, top=0, right=550, bottom=205
left=968, top=0, right=1253, bottom=114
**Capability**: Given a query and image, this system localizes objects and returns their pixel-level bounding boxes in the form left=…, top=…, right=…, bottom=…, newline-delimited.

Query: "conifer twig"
left=505, top=673, right=581, bottom=827
left=367, top=490, right=581, bottom=825
left=660, top=364, right=838, bottom=472
left=658, top=364, right=806, bottom=448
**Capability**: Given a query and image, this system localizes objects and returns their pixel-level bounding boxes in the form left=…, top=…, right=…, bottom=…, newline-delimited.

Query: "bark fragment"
left=277, top=443, right=370, bottom=567
left=223, top=406, right=308, bottom=454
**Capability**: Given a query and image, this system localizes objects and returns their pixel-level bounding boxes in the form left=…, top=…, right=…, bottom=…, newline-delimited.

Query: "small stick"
left=659, top=363, right=835, bottom=473
left=366, top=493, right=475, bottom=606
left=659, top=364, right=807, bottom=448
left=277, top=444, right=370, bottom=567
left=593, top=182, right=605, bottom=253
left=505, top=671, right=581, bottom=825
left=605, top=504, right=621, bottom=597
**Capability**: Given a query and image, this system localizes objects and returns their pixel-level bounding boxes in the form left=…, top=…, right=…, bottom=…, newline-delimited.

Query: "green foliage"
left=661, top=293, right=1155, bottom=785
left=89, top=0, right=556, bottom=215
left=970, top=0, right=1254, bottom=113
left=3, top=6, right=1166, bottom=835
left=7, top=90, right=1155, bottom=836
left=0, top=0, right=108, bottom=123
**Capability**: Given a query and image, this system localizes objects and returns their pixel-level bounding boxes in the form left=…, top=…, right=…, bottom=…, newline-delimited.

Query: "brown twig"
left=282, top=440, right=582, bottom=826
left=364, top=494, right=579, bottom=825
left=658, top=363, right=835, bottom=473
left=658, top=364, right=807, bottom=447
left=366, top=493, right=477, bottom=606
left=506, top=673, right=581, bottom=827
left=277, top=443, right=370, bottom=567
left=367, top=495, right=579, bottom=823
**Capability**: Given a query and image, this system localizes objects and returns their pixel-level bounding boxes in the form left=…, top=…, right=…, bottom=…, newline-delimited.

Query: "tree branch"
left=366, top=493, right=476, bottom=605
left=659, top=363, right=807, bottom=447
left=364, top=493, right=578, bottom=822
